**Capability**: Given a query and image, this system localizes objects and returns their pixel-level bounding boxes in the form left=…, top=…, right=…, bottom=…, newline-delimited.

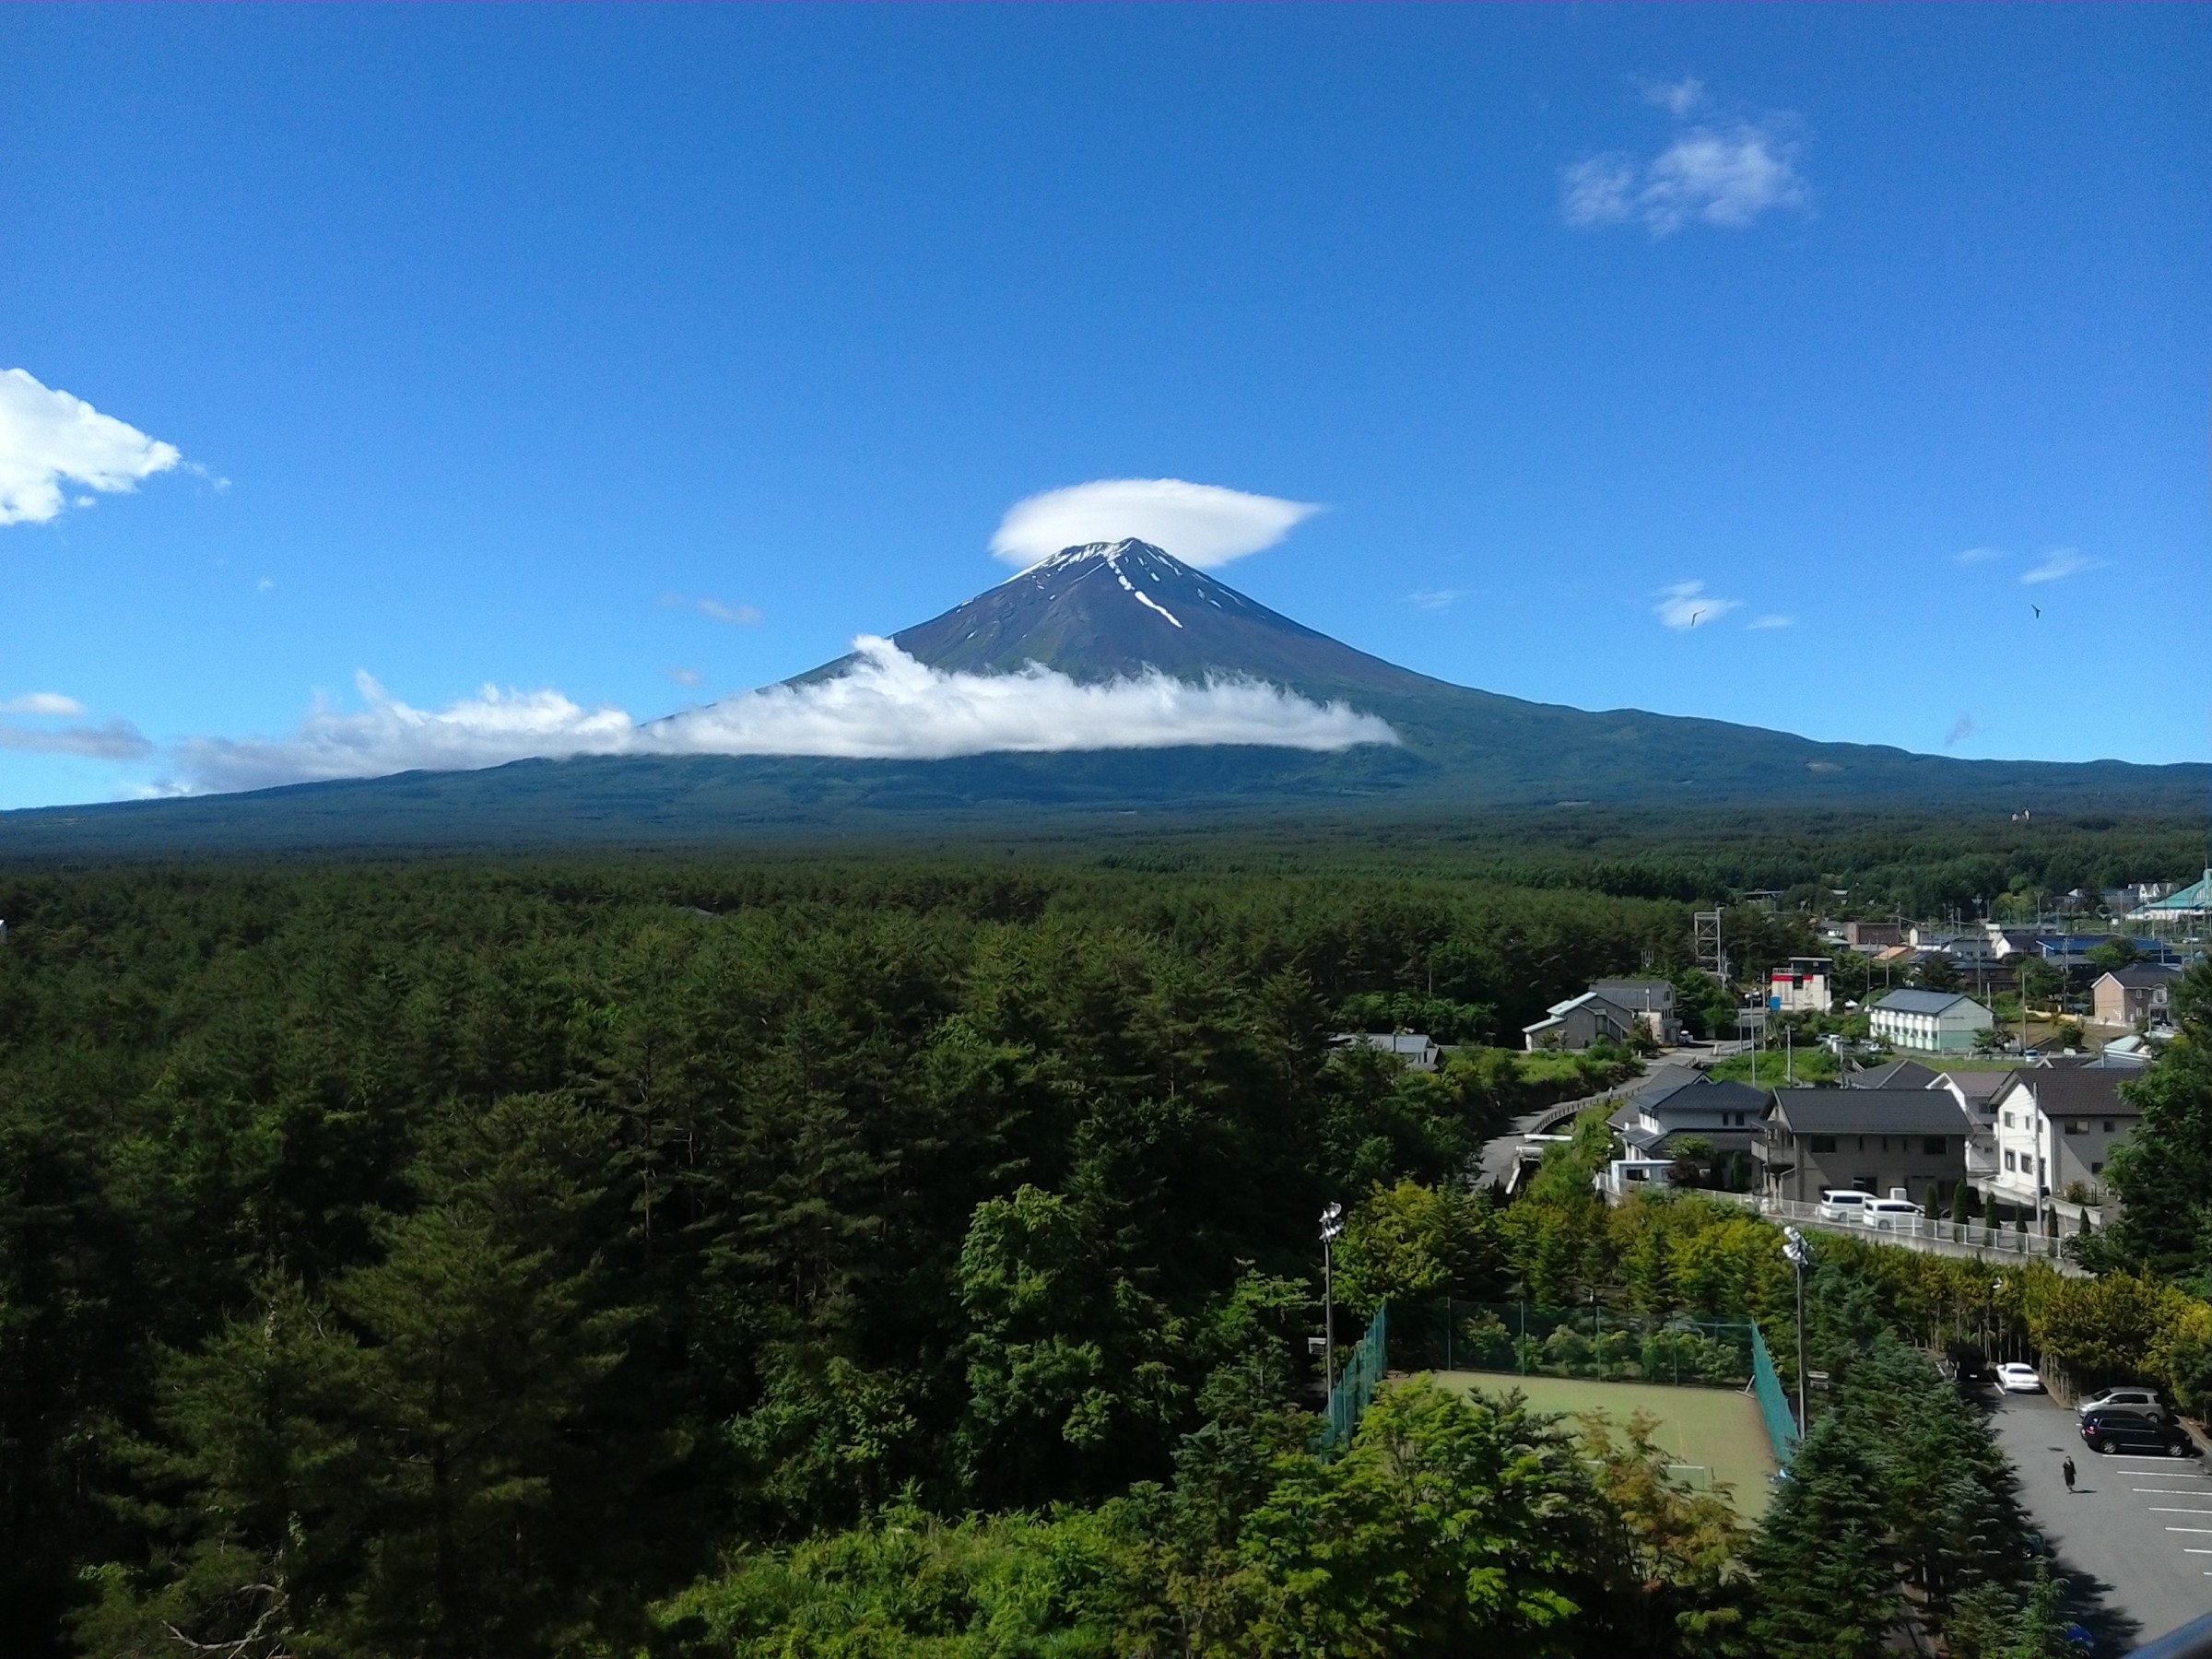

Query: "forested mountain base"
left=0, top=839, right=2197, bottom=1656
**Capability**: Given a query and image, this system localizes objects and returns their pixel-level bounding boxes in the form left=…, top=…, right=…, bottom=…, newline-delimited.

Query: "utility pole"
left=1783, top=1227, right=1813, bottom=1431
left=1320, top=1202, right=1345, bottom=1415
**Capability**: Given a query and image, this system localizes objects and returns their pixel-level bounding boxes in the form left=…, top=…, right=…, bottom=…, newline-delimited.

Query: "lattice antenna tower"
left=1694, top=909, right=1728, bottom=984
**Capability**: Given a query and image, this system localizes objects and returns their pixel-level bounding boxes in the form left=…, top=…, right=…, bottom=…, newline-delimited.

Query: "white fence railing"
left=1758, top=1194, right=2070, bottom=1262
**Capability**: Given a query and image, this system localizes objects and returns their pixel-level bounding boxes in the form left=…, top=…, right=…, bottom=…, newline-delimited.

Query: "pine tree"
left=1744, top=1418, right=1900, bottom=1659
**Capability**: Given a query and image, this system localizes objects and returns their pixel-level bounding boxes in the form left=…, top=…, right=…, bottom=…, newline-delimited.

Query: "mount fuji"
left=4, top=538, right=2205, bottom=853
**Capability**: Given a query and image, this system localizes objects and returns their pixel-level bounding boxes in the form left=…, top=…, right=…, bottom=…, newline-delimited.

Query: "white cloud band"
left=165, top=638, right=1397, bottom=794
left=0, top=369, right=182, bottom=526
left=992, top=478, right=1321, bottom=569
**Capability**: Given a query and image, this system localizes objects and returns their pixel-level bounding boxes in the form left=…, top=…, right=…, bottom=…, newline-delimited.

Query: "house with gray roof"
left=1752, top=1088, right=1971, bottom=1206
left=1522, top=991, right=1636, bottom=1053
left=1868, top=989, right=1994, bottom=1054
left=1589, top=979, right=1681, bottom=1044
left=1330, top=1030, right=1442, bottom=1072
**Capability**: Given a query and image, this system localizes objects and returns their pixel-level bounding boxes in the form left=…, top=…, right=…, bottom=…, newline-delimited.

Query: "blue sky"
left=2, top=5, right=2207, bottom=806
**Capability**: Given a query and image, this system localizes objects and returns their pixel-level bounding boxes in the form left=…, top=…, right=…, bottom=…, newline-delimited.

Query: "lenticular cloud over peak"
left=991, top=478, right=1322, bottom=570
left=165, top=638, right=1396, bottom=794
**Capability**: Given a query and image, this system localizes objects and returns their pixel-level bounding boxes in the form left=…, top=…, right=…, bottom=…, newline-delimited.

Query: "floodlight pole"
left=1783, top=1227, right=1812, bottom=1431
left=1320, top=1202, right=1346, bottom=1414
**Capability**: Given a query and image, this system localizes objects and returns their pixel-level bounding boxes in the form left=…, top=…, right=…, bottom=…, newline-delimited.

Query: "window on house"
left=2091, top=1161, right=2104, bottom=1175
left=1810, top=1135, right=1838, bottom=1153
left=2065, top=1121, right=2087, bottom=1135
left=1924, top=1136, right=1947, bottom=1155
left=2005, top=1150, right=2017, bottom=1171
left=2103, top=1120, right=2115, bottom=1133
left=2003, top=1112, right=2014, bottom=1128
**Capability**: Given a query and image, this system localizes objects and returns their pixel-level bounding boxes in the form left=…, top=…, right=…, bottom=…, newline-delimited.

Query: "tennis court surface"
left=1427, top=1370, right=1780, bottom=1517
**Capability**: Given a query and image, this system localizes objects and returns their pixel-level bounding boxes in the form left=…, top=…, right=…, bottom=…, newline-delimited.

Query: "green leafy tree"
left=1236, top=1379, right=1613, bottom=1658
left=1334, top=1179, right=1502, bottom=1314
left=953, top=1185, right=1186, bottom=1507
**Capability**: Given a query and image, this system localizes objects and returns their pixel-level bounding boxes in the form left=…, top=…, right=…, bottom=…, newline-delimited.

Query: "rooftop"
left=1872, top=989, right=1988, bottom=1017
left=1769, top=1088, right=1972, bottom=1135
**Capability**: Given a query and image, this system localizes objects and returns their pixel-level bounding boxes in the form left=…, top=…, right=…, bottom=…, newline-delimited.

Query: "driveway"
left=1986, top=1392, right=2212, bottom=1649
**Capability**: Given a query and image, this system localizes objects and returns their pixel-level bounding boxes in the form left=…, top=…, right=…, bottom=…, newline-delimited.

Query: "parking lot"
left=1987, top=1392, right=2212, bottom=1647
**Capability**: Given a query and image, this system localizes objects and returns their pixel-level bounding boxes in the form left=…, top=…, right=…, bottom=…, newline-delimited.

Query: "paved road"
left=1988, top=1392, right=2212, bottom=1649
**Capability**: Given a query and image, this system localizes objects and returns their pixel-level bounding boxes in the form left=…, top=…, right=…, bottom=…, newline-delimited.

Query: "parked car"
left=1818, top=1189, right=1873, bottom=1221
left=2077, top=1386, right=2166, bottom=1422
left=1862, top=1198, right=1925, bottom=1231
left=2080, top=1407, right=2195, bottom=1457
left=1996, top=1362, right=2045, bottom=1394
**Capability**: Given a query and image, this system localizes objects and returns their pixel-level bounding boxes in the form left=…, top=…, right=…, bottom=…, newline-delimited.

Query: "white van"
left=1862, top=1198, right=1924, bottom=1231
left=1817, top=1189, right=1874, bottom=1221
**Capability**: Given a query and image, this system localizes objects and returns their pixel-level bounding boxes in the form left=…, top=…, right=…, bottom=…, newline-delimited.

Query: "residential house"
left=1753, top=1089, right=1971, bottom=1207
left=1590, top=979, right=1681, bottom=1044
left=1848, top=1058, right=1939, bottom=1089
left=1979, top=1068, right=2138, bottom=1224
left=1769, top=958, right=1834, bottom=1016
left=2091, top=964, right=2183, bottom=1030
left=1869, top=989, right=1994, bottom=1054
left=1331, top=1030, right=1442, bottom=1072
left=1523, top=991, right=1636, bottom=1052
left=1837, top=920, right=1907, bottom=951
left=1606, top=1073, right=1771, bottom=1161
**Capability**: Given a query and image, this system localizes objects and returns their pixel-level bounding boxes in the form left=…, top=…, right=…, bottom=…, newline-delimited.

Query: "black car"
left=2080, top=1407, right=2196, bottom=1457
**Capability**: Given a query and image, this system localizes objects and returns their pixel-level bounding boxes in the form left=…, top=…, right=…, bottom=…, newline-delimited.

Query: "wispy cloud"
left=158, top=638, right=1397, bottom=794
left=662, top=594, right=764, bottom=626
left=0, top=718, right=154, bottom=759
left=667, top=666, right=703, bottom=688
left=1746, top=614, right=1794, bottom=631
left=1943, top=713, right=1979, bottom=749
left=1956, top=546, right=2006, bottom=566
left=1563, top=81, right=1807, bottom=238
left=1643, top=77, right=1705, bottom=118
left=0, top=691, right=86, bottom=716
left=1653, top=581, right=1743, bottom=630
left=2020, top=548, right=2102, bottom=585
left=0, top=368, right=182, bottom=526
left=992, top=478, right=1322, bottom=570
left=1406, top=589, right=1466, bottom=612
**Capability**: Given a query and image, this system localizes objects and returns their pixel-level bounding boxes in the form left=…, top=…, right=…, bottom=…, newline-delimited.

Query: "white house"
left=1768, top=957, right=1835, bottom=1015
left=1979, top=1068, right=2137, bottom=1225
left=1869, top=989, right=1994, bottom=1054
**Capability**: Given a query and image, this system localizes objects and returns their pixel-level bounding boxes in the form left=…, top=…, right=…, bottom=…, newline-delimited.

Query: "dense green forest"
left=0, top=837, right=2201, bottom=1656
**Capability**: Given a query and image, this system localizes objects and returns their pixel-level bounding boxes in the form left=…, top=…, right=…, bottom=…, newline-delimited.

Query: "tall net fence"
left=1313, top=1304, right=1388, bottom=1455
left=1747, top=1321, right=1801, bottom=1463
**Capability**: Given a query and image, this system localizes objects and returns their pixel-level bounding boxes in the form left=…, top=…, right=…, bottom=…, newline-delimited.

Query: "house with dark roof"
left=2091, top=964, right=2183, bottom=1030
left=1847, top=1058, right=1939, bottom=1090
left=1868, top=989, right=1994, bottom=1054
left=1606, top=1073, right=1770, bottom=1162
left=1982, top=1068, right=2137, bottom=1221
left=1522, top=991, right=1636, bottom=1052
left=1752, top=1088, right=1971, bottom=1206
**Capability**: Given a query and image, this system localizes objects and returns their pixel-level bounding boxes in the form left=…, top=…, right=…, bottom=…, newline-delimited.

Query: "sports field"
left=1429, top=1371, right=1780, bottom=1517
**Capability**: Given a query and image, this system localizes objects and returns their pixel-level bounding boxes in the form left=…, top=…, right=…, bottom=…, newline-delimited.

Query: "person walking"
left=2062, top=1454, right=2077, bottom=1492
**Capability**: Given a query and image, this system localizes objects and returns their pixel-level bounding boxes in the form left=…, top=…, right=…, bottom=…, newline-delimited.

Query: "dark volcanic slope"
left=3, top=538, right=2205, bottom=853
left=887, top=539, right=1439, bottom=693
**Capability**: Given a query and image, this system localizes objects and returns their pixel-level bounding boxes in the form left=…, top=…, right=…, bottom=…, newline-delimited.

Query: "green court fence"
left=1747, top=1321, right=1801, bottom=1464
left=1314, top=1304, right=1388, bottom=1454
